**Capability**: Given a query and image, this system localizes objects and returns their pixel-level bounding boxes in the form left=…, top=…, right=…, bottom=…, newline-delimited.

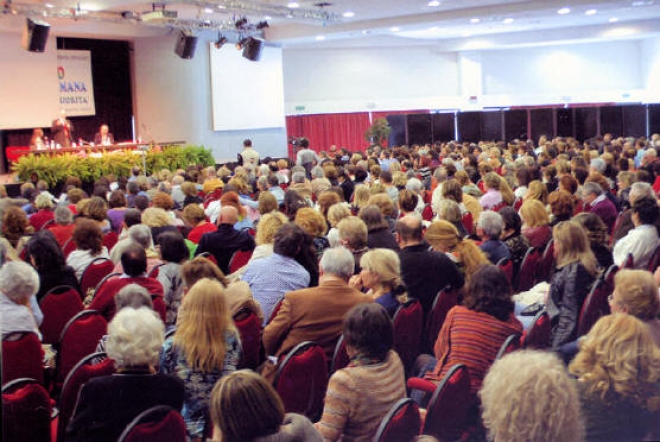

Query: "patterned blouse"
left=159, top=330, right=242, bottom=438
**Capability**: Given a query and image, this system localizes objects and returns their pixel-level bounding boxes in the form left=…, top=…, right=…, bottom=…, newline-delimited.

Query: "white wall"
left=641, top=36, right=660, bottom=102
left=132, top=36, right=288, bottom=162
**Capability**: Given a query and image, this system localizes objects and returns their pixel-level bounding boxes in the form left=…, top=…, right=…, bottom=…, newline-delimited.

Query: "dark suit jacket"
left=66, top=372, right=184, bottom=442
left=261, top=278, right=373, bottom=382
left=195, top=224, right=255, bottom=274
left=94, top=132, right=115, bottom=145
left=51, top=118, right=74, bottom=147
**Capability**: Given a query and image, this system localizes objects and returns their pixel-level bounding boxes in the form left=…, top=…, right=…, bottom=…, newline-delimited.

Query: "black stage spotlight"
left=256, top=20, right=269, bottom=29
left=242, top=37, right=264, bottom=62
left=214, top=33, right=228, bottom=49
left=175, top=30, right=198, bottom=59
left=22, top=18, right=50, bottom=52
left=234, top=17, right=247, bottom=29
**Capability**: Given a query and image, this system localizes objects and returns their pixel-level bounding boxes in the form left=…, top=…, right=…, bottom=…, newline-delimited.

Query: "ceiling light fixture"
left=287, top=2, right=299, bottom=8
left=390, top=26, right=400, bottom=32
left=214, top=33, right=227, bottom=48
left=428, top=0, right=440, bottom=6
left=315, top=35, right=325, bottom=40
left=45, top=3, right=54, bottom=7
left=585, top=9, right=597, bottom=15
left=204, top=7, right=213, bottom=13
left=609, top=17, right=619, bottom=22
left=470, top=18, right=480, bottom=23
left=503, top=18, right=513, bottom=24
left=558, top=7, right=570, bottom=14
left=342, top=11, right=354, bottom=17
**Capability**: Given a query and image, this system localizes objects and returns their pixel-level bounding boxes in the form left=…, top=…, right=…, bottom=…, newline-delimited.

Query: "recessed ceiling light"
left=204, top=7, right=213, bottom=13
left=343, top=11, right=355, bottom=18
left=362, top=30, right=370, bottom=34
left=390, top=26, right=400, bottom=32
left=45, top=3, right=54, bottom=7
left=609, top=17, right=619, bottom=22
left=428, top=0, right=441, bottom=6
left=470, top=18, right=480, bottom=24
left=585, top=9, right=597, bottom=15
left=503, top=18, right=514, bottom=24
left=315, top=35, right=325, bottom=40
left=287, top=2, right=299, bottom=8
left=264, top=15, right=272, bottom=20
left=558, top=7, right=570, bottom=14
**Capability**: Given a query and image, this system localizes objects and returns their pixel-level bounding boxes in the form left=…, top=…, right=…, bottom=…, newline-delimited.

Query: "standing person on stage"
left=94, top=124, right=115, bottom=146
left=238, top=139, right=260, bottom=173
left=51, top=109, right=74, bottom=147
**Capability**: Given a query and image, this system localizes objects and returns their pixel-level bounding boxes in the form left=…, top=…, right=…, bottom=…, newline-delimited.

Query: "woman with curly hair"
left=480, top=350, right=584, bottom=442
left=569, top=314, right=660, bottom=442
left=425, top=220, right=489, bottom=282
left=159, top=278, right=242, bottom=440
left=0, top=206, right=33, bottom=260
left=295, top=207, right=330, bottom=258
left=66, top=218, right=109, bottom=281
left=419, top=264, right=522, bottom=395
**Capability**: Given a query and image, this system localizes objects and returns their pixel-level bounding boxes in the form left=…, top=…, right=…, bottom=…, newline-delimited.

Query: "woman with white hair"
left=66, top=307, right=184, bottom=442
left=112, top=224, right=162, bottom=274
left=0, top=260, right=42, bottom=339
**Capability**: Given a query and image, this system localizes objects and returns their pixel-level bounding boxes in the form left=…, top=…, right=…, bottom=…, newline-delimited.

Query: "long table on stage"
left=5, top=141, right=185, bottom=164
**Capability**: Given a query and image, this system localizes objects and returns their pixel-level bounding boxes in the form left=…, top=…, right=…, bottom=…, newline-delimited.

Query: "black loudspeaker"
left=242, top=37, right=264, bottom=61
left=22, top=18, right=50, bottom=53
left=175, top=31, right=198, bottom=59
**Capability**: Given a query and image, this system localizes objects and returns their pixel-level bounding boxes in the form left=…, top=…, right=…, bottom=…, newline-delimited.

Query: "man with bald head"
left=396, top=215, right=463, bottom=317
left=195, top=205, right=255, bottom=274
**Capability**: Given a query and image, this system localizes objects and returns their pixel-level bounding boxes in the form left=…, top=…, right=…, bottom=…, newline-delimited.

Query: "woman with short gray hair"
left=0, top=261, right=42, bottom=339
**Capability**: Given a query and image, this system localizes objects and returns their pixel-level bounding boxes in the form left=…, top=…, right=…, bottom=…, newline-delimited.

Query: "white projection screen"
left=209, top=43, right=286, bottom=131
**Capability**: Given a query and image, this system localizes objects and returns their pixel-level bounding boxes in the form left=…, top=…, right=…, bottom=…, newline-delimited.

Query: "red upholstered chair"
left=268, top=298, right=285, bottom=324
left=94, top=272, right=121, bottom=296
left=233, top=308, right=263, bottom=370
left=648, top=244, right=660, bottom=273
left=118, top=405, right=187, bottom=442
left=421, top=204, right=434, bottom=222
left=2, top=332, right=45, bottom=385
left=57, top=352, right=115, bottom=442
left=102, top=231, right=119, bottom=251
left=513, top=197, right=523, bottom=212
left=56, top=310, right=108, bottom=387
left=604, top=264, right=618, bottom=287
left=274, top=341, right=328, bottom=421
left=515, top=247, right=542, bottom=292
left=536, top=239, right=555, bottom=284
left=622, top=253, right=634, bottom=269
left=373, top=398, right=421, bottom=442
left=62, top=238, right=77, bottom=259
left=392, top=299, right=424, bottom=374
left=2, top=378, right=52, bottom=442
left=228, top=249, right=253, bottom=274
left=577, top=278, right=612, bottom=337
left=39, top=285, right=83, bottom=345
left=198, top=252, right=218, bottom=266
left=495, top=333, right=521, bottom=360
left=461, top=212, right=474, bottom=235
left=147, top=263, right=165, bottom=279
left=491, top=201, right=508, bottom=212
left=520, top=311, right=551, bottom=349
left=330, top=334, right=350, bottom=375
left=80, top=257, right=115, bottom=299
left=422, top=364, right=472, bottom=441
left=423, top=288, right=459, bottom=354
left=496, top=257, right=514, bottom=287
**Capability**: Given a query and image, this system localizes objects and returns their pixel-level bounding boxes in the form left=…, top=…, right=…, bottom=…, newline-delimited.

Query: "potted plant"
left=364, top=118, right=392, bottom=147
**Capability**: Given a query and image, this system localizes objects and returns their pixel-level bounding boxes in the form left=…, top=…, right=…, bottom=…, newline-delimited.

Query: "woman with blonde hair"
left=524, top=180, right=549, bottom=204
left=327, top=203, right=351, bottom=247
left=295, top=207, right=330, bottom=258
left=569, top=314, right=660, bottom=441
left=480, top=350, right=584, bottom=442
left=547, top=221, right=597, bottom=350
left=610, top=269, right=660, bottom=346
left=351, top=184, right=371, bottom=215
left=519, top=199, right=552, bottom=249
left=426, top=220, right=488, bottom=281
left=159, top=278, right=242, bottom=441
left=210, top=370, right=321, bottom=442
left=349, top=248, right=408, bottom=316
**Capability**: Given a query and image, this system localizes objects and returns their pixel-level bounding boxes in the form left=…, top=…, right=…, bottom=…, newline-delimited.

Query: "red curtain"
left=286, top=112, right=371, bottom=156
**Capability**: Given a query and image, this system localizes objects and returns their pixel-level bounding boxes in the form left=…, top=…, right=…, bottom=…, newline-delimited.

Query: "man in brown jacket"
left=261, top=246, right=373, bottom=383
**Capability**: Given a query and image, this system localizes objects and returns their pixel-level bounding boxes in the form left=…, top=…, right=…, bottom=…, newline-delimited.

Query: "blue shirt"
left=242, top=253, right=310, bottom=325
left=479, top=239, right=511, bottom=264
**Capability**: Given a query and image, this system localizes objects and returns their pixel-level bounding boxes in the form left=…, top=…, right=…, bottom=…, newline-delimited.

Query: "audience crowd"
left=2, top=133, right=660, bottom=441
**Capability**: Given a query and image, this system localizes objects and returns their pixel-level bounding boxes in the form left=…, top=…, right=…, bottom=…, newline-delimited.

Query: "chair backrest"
left=57, top=352, right=115, bottom=442
left=62, top=238, right=77, bottom=259
left=496, top=257, right=514, bottom=287
left=330, top=334, right=350, bottom=375
left=118, top=405, right=187, bottom=442
left=147, top=263, right=165, bottom=279
left=421, top=204, right=434, bottom=221
left=373, top=398, right=421, bottom=442
left=80, top=257, right=115, bottom=299
left=520, top=310, right=551, bottom=349
left=268, top=298, right=285, bottom=324
left=233, top=308, right=263, bottom=370
left=274, top=341, right=328, bottom=421
left=461, top=212, right=474, bottom=235
left=604, top=264, right=618, bottom=287
left=39, top=284, right=83, bottom=345
left=57, top=310, right=108, bottom=386
left=423, top=288, right=459, bottom=354
left=515, top=247, right=541, bottom=292
left=577, top=277, right=612, bottom=337
left=495, top=333, right=521, bottom=360
left=2, top=332, right=44, bottom=385
left=536, top=239, right=555, bottom=283
left=622, top=253, right=634, bottom=269
left=423, top=364, right=472, bottom=441
left=198, top=251, right=218, bottom=266
left=648, top=244, right=660, bottom=273
left=2, top=378, right=52, bottom=442
left=94, top=271, right=121, bottom=297
left=513, top=197, right=523, bottom=212
left=102, top=231, right=119, bottom=251
left=229, top=249, right=254, bottom=274
left=392, top=299, right=424, bottom=373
